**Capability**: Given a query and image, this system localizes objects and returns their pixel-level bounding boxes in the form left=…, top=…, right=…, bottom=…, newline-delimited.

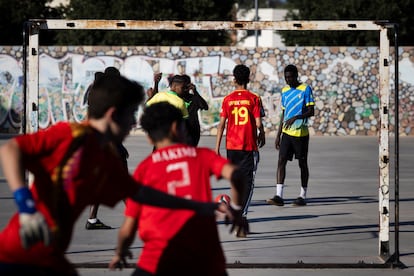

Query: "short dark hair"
left=84, top=67, right=120, bottom=105
left=233, top=64, right=250, bottom=86
left=87, top=74, right=144, bottom=119
left=94, top=71, right=104, bottom=81
left=181, top=74, right=191, bottom=85
left=170, top=74, right=186, bottom=84
left=140, top=102, right=183, bottom=142
left=284, top=64, right=298, bottom=77
left=104, top=66, right=121, bottom=76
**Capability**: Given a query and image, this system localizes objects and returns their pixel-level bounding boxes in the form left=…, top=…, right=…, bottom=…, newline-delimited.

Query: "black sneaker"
left=85, top=219, right=112, bottom=230
left=292, top=197, right=307, bottom=206
left=266, top=195, right=284, bottom=206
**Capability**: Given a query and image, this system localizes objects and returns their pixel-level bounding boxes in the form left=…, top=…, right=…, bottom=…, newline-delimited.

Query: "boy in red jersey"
left=215, top=64, right=265, bottom=226
left=0, top=73, right=229, bottom=276
left=109, top=102, right=248, bottom=276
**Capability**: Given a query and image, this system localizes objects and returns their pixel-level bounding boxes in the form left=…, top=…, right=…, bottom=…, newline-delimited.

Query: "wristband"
left=13, top=187, right=36, bottom=214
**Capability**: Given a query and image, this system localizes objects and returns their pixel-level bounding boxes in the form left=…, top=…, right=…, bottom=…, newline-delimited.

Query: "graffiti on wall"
left=1, top=46, right=413, bottom=135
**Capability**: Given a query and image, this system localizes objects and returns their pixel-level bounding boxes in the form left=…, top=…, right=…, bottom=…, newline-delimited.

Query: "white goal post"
left=23, top=19, right=398, bottom=264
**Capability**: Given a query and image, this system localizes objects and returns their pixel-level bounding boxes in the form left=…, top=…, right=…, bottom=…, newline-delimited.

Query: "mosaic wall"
left=0, top=46, right=413, bottom=136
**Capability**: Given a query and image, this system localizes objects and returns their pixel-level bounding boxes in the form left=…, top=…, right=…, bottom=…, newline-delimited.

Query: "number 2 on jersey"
left=231, top=106, right=249, bottom=125
left=166, top=161, right=191, bottom=199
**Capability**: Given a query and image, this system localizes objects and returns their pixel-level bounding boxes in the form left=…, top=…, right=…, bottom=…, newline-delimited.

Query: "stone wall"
left=0, top=46, right=413, bottom=136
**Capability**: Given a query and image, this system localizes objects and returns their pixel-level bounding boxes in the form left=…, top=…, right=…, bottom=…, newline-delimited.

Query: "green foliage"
left=0, top=0, right=62, bottom=45
left=280, top=0, right=414, bottom=46
left=55, top=0, right=237, bottom=45
left=237, top=0, right=287, bottom=9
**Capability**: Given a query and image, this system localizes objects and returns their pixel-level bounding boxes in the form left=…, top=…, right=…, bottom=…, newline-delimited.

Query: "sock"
left=300, top=187, right=307, bottom=199
left=88, top=218, right=97, bottom=224
left=276, top=184, right=284, bottom=198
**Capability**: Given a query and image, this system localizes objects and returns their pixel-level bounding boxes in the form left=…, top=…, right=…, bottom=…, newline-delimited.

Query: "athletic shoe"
left=266, top=195, right=284, bottom=206
left=292, top=197, right=307, bottom=206
left=85, top=219, right=112, bottom=230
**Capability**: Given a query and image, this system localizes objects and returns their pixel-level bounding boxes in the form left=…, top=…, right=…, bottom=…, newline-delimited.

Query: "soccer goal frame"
left=22, top=19, right=400, bottom=268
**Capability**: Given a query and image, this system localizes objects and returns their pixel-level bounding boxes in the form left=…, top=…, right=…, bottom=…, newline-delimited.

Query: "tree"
left=55, top=0, right=237, bottom=45
left=237, top=0, right=287, bottom=9
left=280, top=0, right=414, bottom=46
left=0, top=0, right=63, bottom=45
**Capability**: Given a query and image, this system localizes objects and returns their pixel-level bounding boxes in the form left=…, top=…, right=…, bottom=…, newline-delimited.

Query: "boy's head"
left=233, top=64, right=250, bottom=86
left=140, top=102, right=184, bottom=144
left=284, top=64, right=299, bottom=87
left=87, top=72, right=145, bottom=141
left=170, top=75, right=186, bottom=95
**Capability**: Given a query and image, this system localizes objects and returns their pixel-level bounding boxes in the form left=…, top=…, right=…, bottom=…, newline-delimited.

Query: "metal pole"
left=378, top=26, right=390, bottom=259
left=22, top=22, right=29, bottom=134
left=393, top=23, right=401, bottom=267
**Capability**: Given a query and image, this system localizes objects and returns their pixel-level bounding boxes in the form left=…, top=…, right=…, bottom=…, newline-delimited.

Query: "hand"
left=275, top=136, right=281, bottom=150
left=18, top=212, right=51, bottom=249
left=187, top=83, right=196, bottom=92
left=284, top=117, right=297, bottom=128
left=109, top=249, right=133, bottom=270
left=154, top=72, right=162, bottom=83
left=146, top=87, right=154, bottom=98
left=224, top=204, right=249, bottom=238
left=257, top=131, right=265, bottom=148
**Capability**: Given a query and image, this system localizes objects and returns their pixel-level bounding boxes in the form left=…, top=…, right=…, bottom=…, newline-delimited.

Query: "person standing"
left=147, top=73, right=208, bottom=146
left=84, top=66, right=127, bottom=230
left=215, top=64, right=265, bottom=222
left=267, top=64, right=315, bottom=207
left=181, top=74, right=209, bottom=146
left=146, top=74, right=188, bottom=119
left=109, top=102, right=248, bottom=275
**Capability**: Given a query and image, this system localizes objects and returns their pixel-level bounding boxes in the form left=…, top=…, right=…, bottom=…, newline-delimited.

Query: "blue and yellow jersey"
left=281, top=83, right=315, bottom=137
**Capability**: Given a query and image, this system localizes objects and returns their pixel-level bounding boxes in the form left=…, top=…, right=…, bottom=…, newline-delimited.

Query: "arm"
left=214, top=117, right=226, bottom=155
left=131, top=184, right=218, bottom=216
left=109, top=216, right=137, bottom=270
left=146, top=72, right=162, bottom=100
left=0, top=139, right=26, bottom=192
left=189, top=84, right=208, bottom=111
left=275, top=111, right=284, bottom=150
left=284, top=105, right=314, bottom=128
left=220, top=163, right=249, bottom=237
left=256, top=117, right=265, bottom=148
left=0, top=139, right=50, bottom=249
left=220, top=163, right=244, bottom=207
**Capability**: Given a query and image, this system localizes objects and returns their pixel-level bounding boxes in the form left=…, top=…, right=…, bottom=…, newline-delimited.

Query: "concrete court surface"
left=1, top=135, right=414, bottom=275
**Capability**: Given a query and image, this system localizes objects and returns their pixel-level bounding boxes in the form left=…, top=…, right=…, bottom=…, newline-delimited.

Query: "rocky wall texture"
left=0, top=46, right=413, bottom=136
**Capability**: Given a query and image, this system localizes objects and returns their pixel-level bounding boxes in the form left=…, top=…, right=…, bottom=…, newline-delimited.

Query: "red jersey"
left=126, top=144, right=228, bottom=275
left=220, top=89, right=261, bottom=151
left=0, top=122, right=139, bottom=273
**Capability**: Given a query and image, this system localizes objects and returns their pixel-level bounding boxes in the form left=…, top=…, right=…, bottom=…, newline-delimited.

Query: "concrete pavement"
left=1, top=135, right=414, bottom=275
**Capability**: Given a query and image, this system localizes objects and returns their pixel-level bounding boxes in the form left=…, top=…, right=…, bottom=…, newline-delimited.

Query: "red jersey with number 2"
left=220, top=89, right=261, bottom=151
left=126, top=144, right=229, bottom=274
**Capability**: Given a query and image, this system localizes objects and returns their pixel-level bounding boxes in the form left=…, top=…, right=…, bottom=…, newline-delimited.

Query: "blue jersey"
left=281, top=83, right=314, bottom=137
